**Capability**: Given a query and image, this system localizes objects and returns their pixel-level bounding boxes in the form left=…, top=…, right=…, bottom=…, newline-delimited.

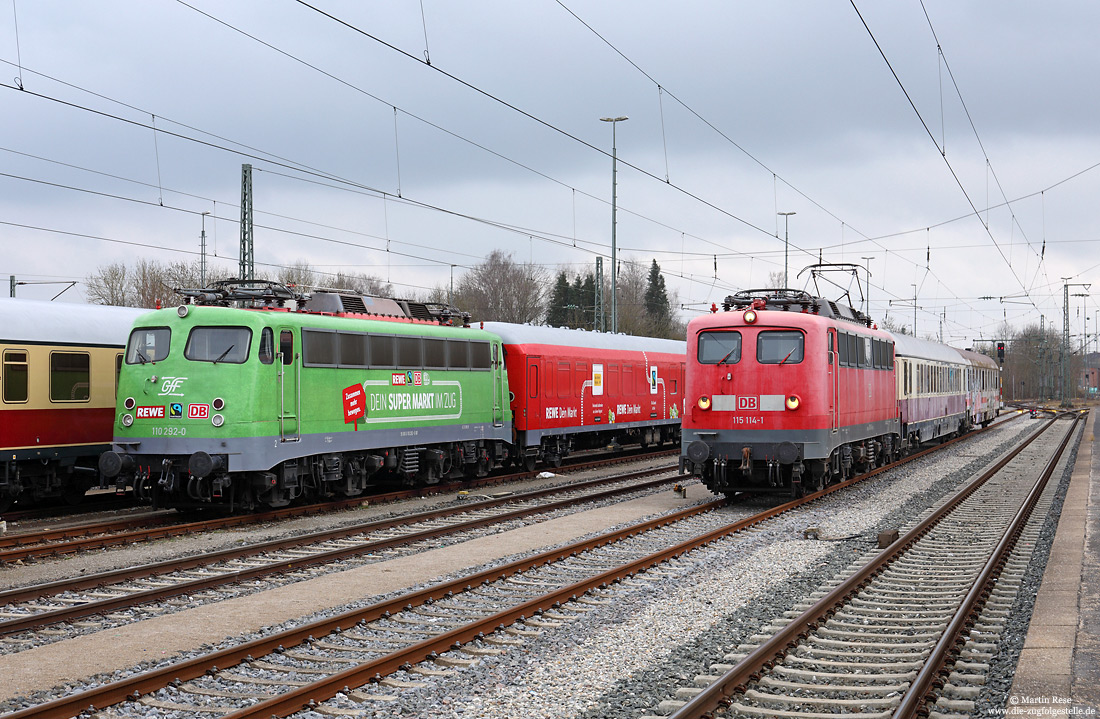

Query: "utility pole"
left=9, top=275, right=14, bottom=298
left=200, top=211, right=210, bottom=287
left=779, top=212, right=796, bottom=288
left=600, top=116, right=628, bottom=333
left=239, top=164, right=254, bottom=282
left=595, top=257, right=605, bottom=332
left=860, top=256, right=874, bottom=318
left=1062, top=280, right=1090, bottom=406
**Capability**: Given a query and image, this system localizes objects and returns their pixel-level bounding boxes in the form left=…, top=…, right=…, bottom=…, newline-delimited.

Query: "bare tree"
left=331, top=271, right=393, bottom=297
left=86, top=262, right=131, bottom=306
left=766, top=270, right=785, bottom=290
left=452, top=250, right=549, bottom=323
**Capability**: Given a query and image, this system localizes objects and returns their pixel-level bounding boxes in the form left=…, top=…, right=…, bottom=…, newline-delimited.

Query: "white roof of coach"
left=886, top=331, right=967, bottom=364
left=481, top=322, right=685, bottom=355
left=0, top=299, right=147, bottom=347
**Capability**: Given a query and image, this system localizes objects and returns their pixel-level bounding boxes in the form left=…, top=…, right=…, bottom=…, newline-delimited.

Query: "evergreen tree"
left=579, top=273, right=597, bottom=330
left=546, top=271, right=571, bottom=327
left=644, top=260, right=672, bottom=334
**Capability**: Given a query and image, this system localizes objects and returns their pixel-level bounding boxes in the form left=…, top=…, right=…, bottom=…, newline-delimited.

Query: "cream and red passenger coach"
left=681, top=290, right=1000, bottom=497
left=0, top=299, right=146, bottom=511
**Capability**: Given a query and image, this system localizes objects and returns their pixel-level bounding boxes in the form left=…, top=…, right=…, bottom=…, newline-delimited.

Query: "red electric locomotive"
left=483, top=323, right=686, bottom=470
left=681, top=290, right=899, bottom=495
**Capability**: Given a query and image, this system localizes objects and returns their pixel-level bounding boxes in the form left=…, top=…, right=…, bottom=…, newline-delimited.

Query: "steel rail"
left=665, top=414, right=1071, bottom=719
left=0, top=448, right=678, bottom=562
left=0, top=466, right=678, bottom=633
left=0, top=413, right=1030, bottom=718
left=892, top=411, right=1083, bottom=717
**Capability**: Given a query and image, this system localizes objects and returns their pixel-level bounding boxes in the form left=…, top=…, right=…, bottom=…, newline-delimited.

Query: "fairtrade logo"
left=159, top=377, right=187, bottom=396
left=169, top=403, right=183, bottom=418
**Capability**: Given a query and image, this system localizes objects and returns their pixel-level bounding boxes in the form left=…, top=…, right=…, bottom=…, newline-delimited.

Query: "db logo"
left=188, top=404, right=209, bottom=419
left=159, top=377, right=187, bottom=396
left=737, top=396, right=758, bottom=411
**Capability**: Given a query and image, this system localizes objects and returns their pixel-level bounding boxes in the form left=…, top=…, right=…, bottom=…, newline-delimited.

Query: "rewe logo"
left=159, top=377, right=187, bottom=396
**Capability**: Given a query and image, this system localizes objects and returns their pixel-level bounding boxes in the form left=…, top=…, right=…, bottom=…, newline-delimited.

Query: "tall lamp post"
left=601, top=116, right=628, bottom=333
left=778, top=212, right=796, bottom=288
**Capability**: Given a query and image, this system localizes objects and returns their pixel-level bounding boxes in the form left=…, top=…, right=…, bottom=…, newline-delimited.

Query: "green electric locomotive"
left=99, top=282, right=511, bottom=510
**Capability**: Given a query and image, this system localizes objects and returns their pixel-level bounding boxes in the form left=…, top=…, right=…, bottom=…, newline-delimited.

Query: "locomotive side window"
left=259, top=328, right=275, bottom=365
left=837, top=331, right=849, bottom=366
left=469, top=341, right=491, bottom=370
left=847, top=334, right=860, bottom=367
left=279, top=330, right=294, bottom=365
left=397, top=336, right=421, bottom=368
left=301, top=329, right=336, bottom=367
left=447, top=340, right=469, bottom=370
left=186, top=327, right=252, bottom=365
left=758, top=331, right=804, bottom=364
left=126, top=327, right=170, bottom=364
left=3, top=350, right=28, bottom=403
left=369, top=335, right=394, bottom=367
left=50, top=351, right=90, bottom=402
left=697, top=331, right=742, bottom=364
left=423, top=337, right=447, bottom=369
left=339, top=332, right=369, bottom=368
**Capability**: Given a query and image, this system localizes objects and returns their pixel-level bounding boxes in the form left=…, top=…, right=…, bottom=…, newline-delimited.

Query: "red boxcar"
left=483, top=323, right=686, bottom=469
left=681, top=292, right=899, bottom=495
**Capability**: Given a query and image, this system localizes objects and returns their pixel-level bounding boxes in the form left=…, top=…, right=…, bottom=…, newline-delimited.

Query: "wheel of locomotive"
left=549, top=454, right=562, bottom=469
left=524, top=455, right=537, bottom=473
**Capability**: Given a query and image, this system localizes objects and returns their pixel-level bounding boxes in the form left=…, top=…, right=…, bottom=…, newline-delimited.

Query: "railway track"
left=0, top=414, right=1038, bottom=718
left=654, top=412, right=1082, bottom=719
left=0, top=448, right=678, bottom=564
left=0, top=465, right=684, bottom=646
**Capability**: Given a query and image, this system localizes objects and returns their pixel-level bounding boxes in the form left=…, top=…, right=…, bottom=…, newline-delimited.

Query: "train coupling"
left=740, top=447, right=752, bottom=474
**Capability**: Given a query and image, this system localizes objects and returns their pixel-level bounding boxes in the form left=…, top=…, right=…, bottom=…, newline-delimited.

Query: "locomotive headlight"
left=697, top=396, right=712, bottom=411
left=212, top=397, right=225, bottom=411
left=122, top=413, right=134, bottom=427
left=743, top=309, right=758, bottom=324
left=177, top=305, right=190, bottom=318
left=785, top=394, right=801, bottom=411
left=124, top=397, right=136, bottom=410
left=211, top=413, right=225, bottom=427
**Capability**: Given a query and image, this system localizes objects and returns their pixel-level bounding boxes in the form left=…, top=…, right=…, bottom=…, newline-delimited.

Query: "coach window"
left=397, top=336, right=421, bottom=368
left=51, top=351, right=90, bottom=402
left=339, top=332, right=369, bottom=369
left=2, top=350, right=28, bottom=403
left=126, top=327, right=170, bottom=364
left=697, top=331, right=742, bottom=364
left=758, top=331, right=804, bottom=364
left=259, top=328, right=275, bottom=365
left=279, top=330, right=294, bottom=366
left=557, top=362, right=571, bottom=398
left=187, top=327, right=252, bottom=365
left=469, top=341, right=491, bottom=370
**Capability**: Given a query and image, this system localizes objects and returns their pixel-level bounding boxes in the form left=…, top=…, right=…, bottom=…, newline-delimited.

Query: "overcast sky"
left=3, top=1, right=1099, bottom=348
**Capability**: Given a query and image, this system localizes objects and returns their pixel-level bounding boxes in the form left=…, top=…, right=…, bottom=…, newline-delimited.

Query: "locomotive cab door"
left=828, top=329, right=838, bottom=433
left=277, top=328, right=300, bottom=442
left=492, top=342, right=504, bottom=427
